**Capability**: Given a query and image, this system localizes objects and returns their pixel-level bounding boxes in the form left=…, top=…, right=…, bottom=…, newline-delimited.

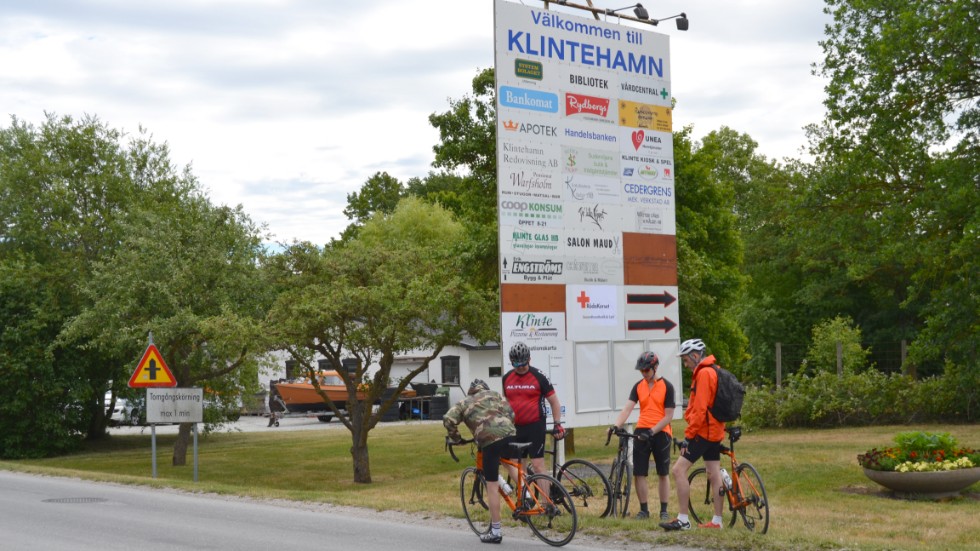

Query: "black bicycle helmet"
left=635, top=351, right=660, bottom=371
left=509, top=342, right=531, bottom=366
left=468, top=379, right=490, bottom=394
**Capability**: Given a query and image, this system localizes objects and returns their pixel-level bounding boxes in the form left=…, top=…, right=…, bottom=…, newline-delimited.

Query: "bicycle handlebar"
left=445, top=436, right=475, bottom=463
left=604, top=426, right=648, bottom=446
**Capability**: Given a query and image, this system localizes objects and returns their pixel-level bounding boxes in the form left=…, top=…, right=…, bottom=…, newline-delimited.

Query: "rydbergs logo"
left=500, top=86, right=559, bottom=113
left=566, top=93, right=611, bottom=120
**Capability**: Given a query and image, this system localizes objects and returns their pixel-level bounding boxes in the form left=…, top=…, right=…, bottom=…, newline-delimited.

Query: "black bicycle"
left=532, top=427, right=612, bottom=519
left=604, top=427, right=646, bottom=518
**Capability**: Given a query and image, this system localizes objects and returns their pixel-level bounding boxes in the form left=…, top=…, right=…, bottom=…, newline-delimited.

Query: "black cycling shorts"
left=514, top=419, right=547, bottom=459
left=681, top=435, right=722, bottom=463
left=632, top=430, right=672, bottom=477
left=481, top=435, right=514, bottom=482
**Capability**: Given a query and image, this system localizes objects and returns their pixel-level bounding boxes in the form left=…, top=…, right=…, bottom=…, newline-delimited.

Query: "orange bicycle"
left=686, top=426, right=770, bottom=533
left=447, top=437, right=578, bottom=546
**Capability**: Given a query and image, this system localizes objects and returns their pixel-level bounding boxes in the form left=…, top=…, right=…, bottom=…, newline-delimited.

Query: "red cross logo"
left=576, top=290, right=590, bottom=308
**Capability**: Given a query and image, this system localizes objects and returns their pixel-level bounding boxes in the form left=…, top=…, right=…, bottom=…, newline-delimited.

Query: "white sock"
left=712, top=515, right=723, bottom=526
left=491, top=522, right=501, bottom=536
left=677, top=514, right=689, bottom=524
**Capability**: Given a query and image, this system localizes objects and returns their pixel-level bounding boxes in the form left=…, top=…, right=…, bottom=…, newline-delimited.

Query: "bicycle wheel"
left=610, top=460, right=632, bottom=518
left=733, top=462, right=770, bottom=534
left=686, top=467, right=729, bottom=526
left=524, top=473, right=577, bottom=546
left=556, top=459, right=612, bottom=519
left=459, top=467, right=491, bottom=536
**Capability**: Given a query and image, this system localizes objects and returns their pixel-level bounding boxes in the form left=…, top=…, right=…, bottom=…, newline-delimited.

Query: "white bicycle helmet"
left=678, top=338, right=706, bottom=356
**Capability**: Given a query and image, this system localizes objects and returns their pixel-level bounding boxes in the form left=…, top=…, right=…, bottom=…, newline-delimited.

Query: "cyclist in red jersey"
left=502, top=342, right=564, bottom=483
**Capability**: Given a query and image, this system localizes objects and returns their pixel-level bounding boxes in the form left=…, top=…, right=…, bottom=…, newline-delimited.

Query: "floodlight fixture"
left=605, top=4, right=648, bottom=20
left=542, top=1, right=690, bottom=31
left=651, top=12, right=689, bottom=31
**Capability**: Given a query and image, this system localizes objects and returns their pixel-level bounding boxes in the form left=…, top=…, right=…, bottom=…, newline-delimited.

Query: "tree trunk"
left=351, top=439, right=371, bottom=483
left=349, top=402, right=372, bottom=483
left=172, top=422, right=192, bottom=466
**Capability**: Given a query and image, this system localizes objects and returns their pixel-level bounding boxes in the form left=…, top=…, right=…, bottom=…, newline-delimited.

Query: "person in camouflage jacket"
left=444, top=379, right=516, bottom=544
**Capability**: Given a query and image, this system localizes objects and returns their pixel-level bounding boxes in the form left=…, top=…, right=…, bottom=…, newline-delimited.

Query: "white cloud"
left=0, top=0, right=829, bottom=244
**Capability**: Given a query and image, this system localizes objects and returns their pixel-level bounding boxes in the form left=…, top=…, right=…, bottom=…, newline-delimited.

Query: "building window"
left=489, top=366, right=502, bottom=378
left=285, top=360, right=297, bottom=380
left=341, top=358, right=360, bottom=376
left=441, top=356, right=460, bottom=385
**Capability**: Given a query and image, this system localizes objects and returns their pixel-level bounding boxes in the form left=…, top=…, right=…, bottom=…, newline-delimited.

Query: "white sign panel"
left=495, top=0, right=680, bottom=428
left=147, top=387, right=204, bottom=424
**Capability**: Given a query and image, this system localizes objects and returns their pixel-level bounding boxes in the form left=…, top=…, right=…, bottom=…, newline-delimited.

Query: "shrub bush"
left=741, top=368, right=978, bottom=429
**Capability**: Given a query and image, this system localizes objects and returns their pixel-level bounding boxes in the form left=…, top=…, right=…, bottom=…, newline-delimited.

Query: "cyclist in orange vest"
left=608, top=351, right=676, bottom=522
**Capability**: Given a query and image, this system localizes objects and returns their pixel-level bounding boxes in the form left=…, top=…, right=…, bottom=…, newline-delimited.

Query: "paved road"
left=0, top=470, right=692, bottom=551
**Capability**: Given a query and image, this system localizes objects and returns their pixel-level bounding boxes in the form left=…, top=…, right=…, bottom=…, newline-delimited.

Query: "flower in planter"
left=858, top=431, right=980, bottom=472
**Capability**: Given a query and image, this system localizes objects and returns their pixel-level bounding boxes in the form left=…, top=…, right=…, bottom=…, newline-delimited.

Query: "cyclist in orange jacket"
left=660, top=338, right=727, bottom=531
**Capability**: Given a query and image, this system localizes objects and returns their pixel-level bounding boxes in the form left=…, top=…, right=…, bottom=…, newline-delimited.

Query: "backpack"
left=708, top=365, right=745, bottom=422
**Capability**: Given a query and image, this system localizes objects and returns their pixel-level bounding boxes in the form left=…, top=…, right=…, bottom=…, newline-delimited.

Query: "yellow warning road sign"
left=128, top=344, right=177, bottom=388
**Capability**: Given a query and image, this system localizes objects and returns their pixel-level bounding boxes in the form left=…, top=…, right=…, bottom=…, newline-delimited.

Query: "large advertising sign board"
left=495, top=0, right=681, bottom=427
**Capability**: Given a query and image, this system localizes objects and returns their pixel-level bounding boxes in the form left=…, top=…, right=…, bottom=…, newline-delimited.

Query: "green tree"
left=809, top=0, right=979, bottom=373
left=427, top=68, right=499, bottom=293
left=62, top=197, right=272, bottom=465
left=0, top=114, right=195, bottom=457
left=672, top=127, right=747, bottom=368
left=336, top=171, right=406, bottom=243
left=266, top=198, right=496, bottom=483
left=804, top=315, right=872, bottom=374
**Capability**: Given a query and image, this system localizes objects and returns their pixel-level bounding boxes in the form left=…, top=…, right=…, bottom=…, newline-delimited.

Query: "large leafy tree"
left=0, top=114, right=194, bottom=457
left=807, top=0, right=979, bottom=373
left=426, top=68, right=499, bottom=293
left=62, top=198, right=272, bottom=465
left=266, top=198, right=496, bottom=483
left=335, top=171, right=406, bottom=243
left=671, top=127, right=748, bottom=368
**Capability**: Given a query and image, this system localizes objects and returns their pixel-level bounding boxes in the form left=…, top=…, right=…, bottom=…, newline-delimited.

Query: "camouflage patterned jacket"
left=443, top=389, right=516, bottom=449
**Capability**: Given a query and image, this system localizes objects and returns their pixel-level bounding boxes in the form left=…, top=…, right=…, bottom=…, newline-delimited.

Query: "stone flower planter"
left=863, top=467, right=980, bottom=499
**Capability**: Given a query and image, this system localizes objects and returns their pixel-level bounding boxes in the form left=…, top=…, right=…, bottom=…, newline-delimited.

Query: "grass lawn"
left=2, top=421, right=978, bottom=550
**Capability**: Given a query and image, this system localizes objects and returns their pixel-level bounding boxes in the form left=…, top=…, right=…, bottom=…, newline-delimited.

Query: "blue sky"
left=1, top=0, right=830, bottom=244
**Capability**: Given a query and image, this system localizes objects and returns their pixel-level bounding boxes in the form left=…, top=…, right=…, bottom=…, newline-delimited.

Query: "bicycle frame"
left=684, top=426, right=770, bottom=533
left=718, top=428, right=760, bottom=512
left=450, top=438, right=557, bottom=519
